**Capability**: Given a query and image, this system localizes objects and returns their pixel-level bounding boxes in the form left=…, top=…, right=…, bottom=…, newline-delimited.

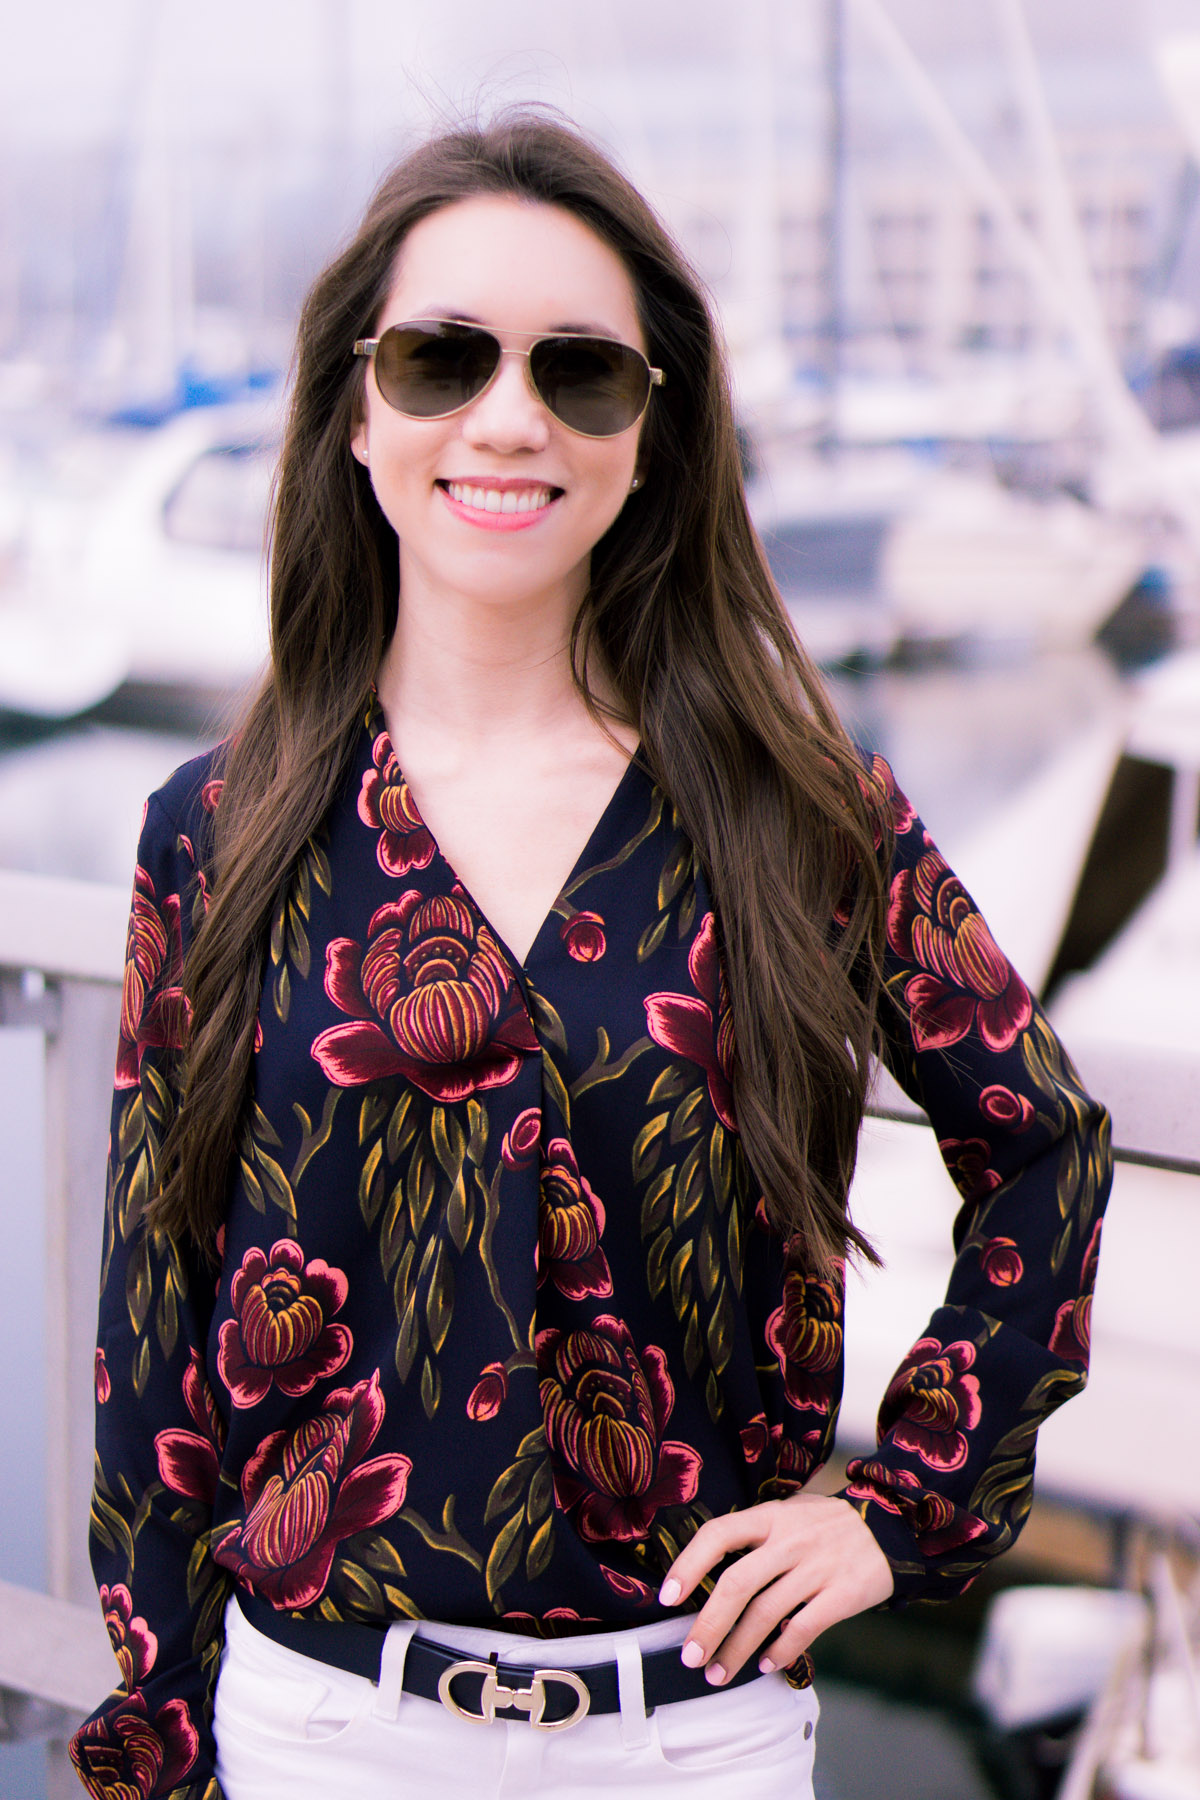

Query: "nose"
left=459, top=349, right=552, bottom=453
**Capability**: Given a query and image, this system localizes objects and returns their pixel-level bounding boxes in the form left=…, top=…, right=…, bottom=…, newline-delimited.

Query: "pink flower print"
left=218, top=1239, right=352, bottom=1408
left=358, top=731, right=436, bottom=876
left=888, top=844, right=1032, bottom=1053
left=538, top=1317, right=701, bottom=1543
left=979, top=1084, right=1035, bottom=1131
left=560, top=910, right=606, bottom=962
left=312, top=892, right=538, bottom=1101
left=501, top=1107, right=542, bottom=1170
left=879, top=1337, right=983, bottom=1472
left=115, top=867, right=189, bottom=1089
left=1049, top=1217, right=1102, bottom=1363
left=155, top=1350, right=226, bottom=1506
left=466, top=1362, right=508, bottom=1421
left=979, top=1237, right=1024, bottom=1286
left=764, top=1271, right=844, bottom=1413
left=538, top=1139, right=612, bottom=1300
left=644, top=912, right=736, bottom=1129
left=210, top=1372, right=410, bottom=1610
left=70, top=1693, right=198, bottom=1798
left=100, top=1585, right=157, bottom=1692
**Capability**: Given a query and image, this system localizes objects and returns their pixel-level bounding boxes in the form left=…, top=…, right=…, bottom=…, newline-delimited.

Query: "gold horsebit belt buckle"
left=438, top=1658, right=591, bottom=1732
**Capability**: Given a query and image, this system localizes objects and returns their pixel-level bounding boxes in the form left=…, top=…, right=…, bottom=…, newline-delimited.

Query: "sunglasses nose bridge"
left=459, top=342, right=553, bottom=446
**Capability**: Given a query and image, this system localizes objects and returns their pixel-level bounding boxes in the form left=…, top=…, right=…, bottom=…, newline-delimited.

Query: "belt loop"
left=374, top=1620, right=419, bottom=1721
left=615, top=1633, right=650, bottom=1750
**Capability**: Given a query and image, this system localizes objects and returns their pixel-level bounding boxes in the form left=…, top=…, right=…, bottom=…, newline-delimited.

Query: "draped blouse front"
left=71, top=699, right=1111, bottom=1800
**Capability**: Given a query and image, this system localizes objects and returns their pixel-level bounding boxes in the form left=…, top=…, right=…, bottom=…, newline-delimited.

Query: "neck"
left=375, top=568, right=606, bottom=767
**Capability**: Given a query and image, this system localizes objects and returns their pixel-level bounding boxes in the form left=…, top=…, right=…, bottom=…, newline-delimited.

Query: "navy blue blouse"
left=70, top=699, right=1111, bottom=1799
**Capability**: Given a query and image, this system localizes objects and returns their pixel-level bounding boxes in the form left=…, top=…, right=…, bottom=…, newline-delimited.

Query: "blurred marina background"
left=1, top=1, right=1198, bottom=1795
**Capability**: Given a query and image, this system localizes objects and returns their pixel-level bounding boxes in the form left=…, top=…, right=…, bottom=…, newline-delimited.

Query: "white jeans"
left=215, top=1596, right=819, bottom=1799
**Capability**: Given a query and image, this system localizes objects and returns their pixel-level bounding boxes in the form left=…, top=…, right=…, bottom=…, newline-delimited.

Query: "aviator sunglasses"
left=352, top=318, right=665, bottom=439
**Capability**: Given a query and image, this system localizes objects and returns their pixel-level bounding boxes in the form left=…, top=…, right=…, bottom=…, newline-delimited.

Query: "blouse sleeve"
left=838, top=756, right=1112, bottom=1604
left=69, top=787, right=229, bottom=1800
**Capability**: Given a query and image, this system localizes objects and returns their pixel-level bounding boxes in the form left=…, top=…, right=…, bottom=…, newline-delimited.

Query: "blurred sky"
left=3, top=0, right=1200, bottom=157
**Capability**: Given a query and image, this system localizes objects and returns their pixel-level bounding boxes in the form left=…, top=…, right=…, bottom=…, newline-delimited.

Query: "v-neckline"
left=369, top=716, right=645, bottom=973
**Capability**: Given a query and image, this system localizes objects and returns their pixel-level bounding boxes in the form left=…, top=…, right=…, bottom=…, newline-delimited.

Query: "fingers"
left=692, top=1567, right=818, bottom=1683
left=658, top=1507, right=775, bottom=1608
left=674, top=1541, right=802, bottom=1677
left=658, top=1494, right=896, bottom=1684
left=759, top=1588, right=846, bottom=1670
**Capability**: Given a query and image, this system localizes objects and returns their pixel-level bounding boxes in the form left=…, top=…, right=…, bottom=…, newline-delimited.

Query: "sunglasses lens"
left=373, top=323, right=499, bottom=418
left=529, top=337, right=650, bottom=437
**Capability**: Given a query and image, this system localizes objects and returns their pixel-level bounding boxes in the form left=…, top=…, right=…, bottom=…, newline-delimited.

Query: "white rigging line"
left=846, top=0, right=1148, bottom=451
left=846, top=0, right=1200, bottom=553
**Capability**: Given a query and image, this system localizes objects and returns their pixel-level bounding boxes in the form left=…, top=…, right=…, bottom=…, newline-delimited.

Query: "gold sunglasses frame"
left=352, top=319, right=664, bottom=439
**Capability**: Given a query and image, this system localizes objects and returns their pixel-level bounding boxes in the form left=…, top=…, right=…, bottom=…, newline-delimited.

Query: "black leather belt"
left=236, top=1590, right=763, bottom=1730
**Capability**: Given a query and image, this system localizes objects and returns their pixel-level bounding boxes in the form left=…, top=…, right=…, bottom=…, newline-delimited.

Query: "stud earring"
left=629, top=475, right=641, bottom=491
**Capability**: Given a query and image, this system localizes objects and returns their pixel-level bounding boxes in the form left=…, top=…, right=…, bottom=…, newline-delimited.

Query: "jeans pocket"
left=651, top=1672, right=818, bottom=1774
left=215, top=1640, right=370, bottom=1748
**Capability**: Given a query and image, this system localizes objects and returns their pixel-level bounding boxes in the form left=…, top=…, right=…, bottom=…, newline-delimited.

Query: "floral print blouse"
left=71, top=700, right=1111, bottom=1799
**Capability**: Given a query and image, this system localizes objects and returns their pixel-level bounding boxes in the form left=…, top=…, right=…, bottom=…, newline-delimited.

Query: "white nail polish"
left=680, top=1640, right=705, bottom=1668
left=659, top=1579, right=681, bottom=1606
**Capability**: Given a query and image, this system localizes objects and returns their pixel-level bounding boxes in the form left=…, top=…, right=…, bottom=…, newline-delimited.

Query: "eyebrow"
left=408, top=308, right=624, bottom=339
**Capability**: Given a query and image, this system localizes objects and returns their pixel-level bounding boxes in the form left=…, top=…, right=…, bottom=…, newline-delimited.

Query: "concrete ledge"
left=0, top=1580, right=113, bottom=1715
left=0, top=870, right=127, bottom=985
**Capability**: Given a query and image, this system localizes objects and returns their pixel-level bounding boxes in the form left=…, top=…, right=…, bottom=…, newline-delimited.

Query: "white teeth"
left=446, top=482, right=553, bottom=513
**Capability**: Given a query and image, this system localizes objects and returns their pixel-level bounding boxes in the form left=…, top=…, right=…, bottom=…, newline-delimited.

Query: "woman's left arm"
left=661, top=759, right=1112, bottom=1683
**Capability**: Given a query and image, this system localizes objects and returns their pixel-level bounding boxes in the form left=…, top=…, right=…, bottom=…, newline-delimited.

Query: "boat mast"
left=820, top=0, right=846, bottom=456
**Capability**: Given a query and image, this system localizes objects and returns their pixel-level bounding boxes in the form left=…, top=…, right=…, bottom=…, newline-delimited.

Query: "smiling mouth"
left=439, top=480, right=561, bottom=515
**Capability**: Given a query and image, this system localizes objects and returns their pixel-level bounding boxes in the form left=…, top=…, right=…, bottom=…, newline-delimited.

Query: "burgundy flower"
left=218, top=1239, right=351, bottom=1408
left=155, top=1350, right=226, bottom=1506
left=863, top=754, right=918, bottom=843
left=598, top=1566, right=656, bottom=1603
left=740, top=1412, right=769, bottom=1462
left=95, top=1347, right=111, bottom=1405
left=69, top=1693, right=198, bottom=1799
left=879, top=1336, right=982, bottom=1472
left=466, top=1361, right=508, bottom=1420
left=560, top=910, right=606, bottom=962
left=312, top=891, right=539, bottom=1101
left=644, top=912, right=736, bottom=1129
left=358, top=732, right=436, bottom=877
left=210, top=1371, right=410, bottom=1609
left=888, top=844, right=1032, bottom=1054
left=1049, top=1218, right=1102, bottom=1363
left=538, top=1139, right=612, bottom=1300
left=845, top=1461, right=987, bottom=1557
left=979, top=1237, right=1024, bottom=1286
left=115, top=867, right=189, bottom=1089
left=764, top=1271, right=844, bottom=1413
left=501, top=1107, right=542, bottom=1169
left=980, top=1084, right=1035, bottom=1132
left=939, top=1136, right=1003, bottom=1202
left=502, top=1607, right=601, bottom=1631
left=769, top=1422, right=823, bottom=1488
left=100, top=1585, right=157, bottom=1692
left=538, top=1316, right=701, bottom=1543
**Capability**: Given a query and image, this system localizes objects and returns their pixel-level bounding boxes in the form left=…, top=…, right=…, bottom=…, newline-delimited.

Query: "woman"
left=71, top=114, right=1111, bottom=1800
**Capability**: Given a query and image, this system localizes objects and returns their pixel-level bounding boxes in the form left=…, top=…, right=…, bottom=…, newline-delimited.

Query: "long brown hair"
left=148, top=110, right=890, bottom=1270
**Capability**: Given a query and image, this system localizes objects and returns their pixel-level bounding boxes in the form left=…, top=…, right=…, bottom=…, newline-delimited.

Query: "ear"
left=350, top=418, right=369, bottom=467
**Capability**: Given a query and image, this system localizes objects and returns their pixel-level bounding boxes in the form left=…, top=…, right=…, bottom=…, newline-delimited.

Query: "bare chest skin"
left=378, top=709, right=639, bottom=966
